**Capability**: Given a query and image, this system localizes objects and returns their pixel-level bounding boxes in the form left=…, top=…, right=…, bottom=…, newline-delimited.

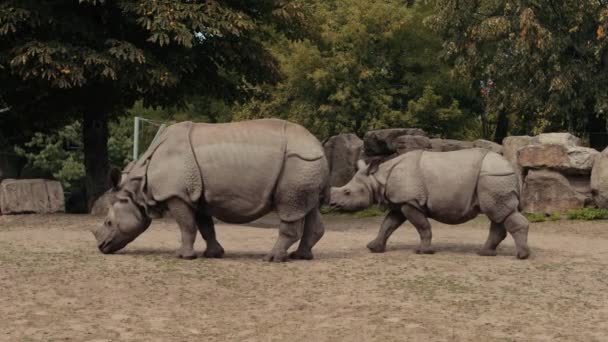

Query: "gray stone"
left=363, top=128, right=426, bottom=156
left=324, top=133, right=364, bottom=187
left=473, top=139, right=503, bottom=154
left=518, top=144, right=598, bottom=175
left=521, top=170, right=586, bottom=214
left=502, top=135, right=536, bottom=168
left=591, top=147, right=608, bottom=209
left=536, top=132, right=581, bottom=147
left=393, top=135, right=432, bottom=155
left=429, top=138, right=474, bottom=152
left=0, top=179, right=65, bottom=214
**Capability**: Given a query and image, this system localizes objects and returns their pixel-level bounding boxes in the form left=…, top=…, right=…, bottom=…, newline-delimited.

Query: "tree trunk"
left=588, top=112, right=608, bottom=151
left=494, top=109, right=509, bottom=144
left=83, top=110, right=110, bottom=210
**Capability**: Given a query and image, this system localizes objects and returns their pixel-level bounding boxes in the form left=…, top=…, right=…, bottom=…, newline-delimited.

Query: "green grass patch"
left=567, top=208, right=608, bottom=221
left=321, top=205, right=387, bottom=218
left=525, top=212, right=561, bottom=223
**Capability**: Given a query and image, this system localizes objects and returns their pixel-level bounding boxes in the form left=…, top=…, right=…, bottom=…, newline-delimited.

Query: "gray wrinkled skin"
left=93, top=119, right=329, bottom=262
left=330, top=149, right=531, bottom=259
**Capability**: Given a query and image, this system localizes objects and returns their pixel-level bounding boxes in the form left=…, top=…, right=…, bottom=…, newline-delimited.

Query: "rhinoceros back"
left=190, top=119, right=293, bottom=221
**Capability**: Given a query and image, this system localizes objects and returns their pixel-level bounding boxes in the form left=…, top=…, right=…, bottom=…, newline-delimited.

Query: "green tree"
left=235, top=0, right=481, bottom=139
left=428, top=0, right=608, bottom=147
left=0, top=0, right=298, bottom=207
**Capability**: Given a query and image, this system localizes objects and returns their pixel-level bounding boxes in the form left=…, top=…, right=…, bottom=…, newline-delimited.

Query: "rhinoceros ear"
left=357, top=159, right=367, bottom=171
left=109, top=167, right=122, bottom=190
left=366, top=158, right=383, bottom=175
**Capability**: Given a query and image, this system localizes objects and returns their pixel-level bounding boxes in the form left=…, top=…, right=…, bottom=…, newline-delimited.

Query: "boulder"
left=324, top=133, right=364, bottom=187
left=0, top=179, right=65, bottom=214
left=473, top=139, right=503, bottom=154
left=363, top=128, right=426, bottom=156
left=429, top=138, right=474, bottom=152
left=518, top=144, right=598, bottom=175
left=502, top=135, right=536, bottom=168
left=521, top=170, right=586, bottom=214
left=591, top=147, right=608, bottom=208
left=393, top=135, right=432, bottom=155
left=536, top=132, right=581, bottom=147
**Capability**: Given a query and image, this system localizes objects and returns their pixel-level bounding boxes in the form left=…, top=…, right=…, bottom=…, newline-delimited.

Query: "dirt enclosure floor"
left=1, top=214, right=607, bottom=342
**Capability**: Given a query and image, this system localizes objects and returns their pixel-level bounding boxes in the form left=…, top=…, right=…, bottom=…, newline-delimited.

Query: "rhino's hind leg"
left=167, top=198, right=198, bottom=260
left=195, top=212, right=225, bottom=258
left=264, top=219, right=305, bottom=262
left=478, top=222, right=507, bottom=256
left=289, top=208, right=325, bottom=260
left=503, top=212, right=531, bottom=259
left=402, top=204, right=435, bottom=254
left=367, top=210, right=406, bottom=253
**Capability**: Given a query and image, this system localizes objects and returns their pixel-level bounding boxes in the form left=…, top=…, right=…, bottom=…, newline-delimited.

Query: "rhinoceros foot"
left=414, top=247, right=435, bottom=255
left=176, top=247, right=197, bottom=260
left=203, top=244, right=225, bottom=259
left=477, top=249, right=498, bottom=257
left=263, top=250, right=289, bottom=262
left=366, top=240, right=386, bottom=253
left=516, top=247, right=531, bottom=260
left=289, top=250, right=314, bottom=260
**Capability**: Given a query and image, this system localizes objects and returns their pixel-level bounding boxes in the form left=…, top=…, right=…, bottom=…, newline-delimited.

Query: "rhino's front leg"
left=367, top=210, right=406, bottom=253
left=167, top=198, right=198, bottom=260
left=264, top=219, right=304, bottom=262
left=401, top=204, right=435, bottom=254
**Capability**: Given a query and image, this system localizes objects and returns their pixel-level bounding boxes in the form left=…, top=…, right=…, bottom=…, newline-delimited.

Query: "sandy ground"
left=1, top=213, right=608, bottom=342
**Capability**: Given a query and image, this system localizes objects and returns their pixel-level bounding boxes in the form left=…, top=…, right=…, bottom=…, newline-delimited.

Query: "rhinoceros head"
left=92, top=168, right=152, bottom=254
left=329, top=159, right=380, bottom=211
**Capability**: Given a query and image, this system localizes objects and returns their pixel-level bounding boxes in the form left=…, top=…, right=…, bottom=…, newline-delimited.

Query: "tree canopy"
left=0, top=0, right=300, bottom=204
left=428, top=0, right=608, bottom=146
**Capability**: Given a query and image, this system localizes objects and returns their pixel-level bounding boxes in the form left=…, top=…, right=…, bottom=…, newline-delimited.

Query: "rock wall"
left=0, top=179, right=65, bottom=215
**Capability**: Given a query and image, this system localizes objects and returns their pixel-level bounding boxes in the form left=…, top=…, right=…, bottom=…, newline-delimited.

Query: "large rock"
left=0, top=179, right=65, bottom=214
left=393, top=135, right=432, bottom=155
left=536, top=132, right=581, bottom=147
left=518, top=144, right=598, bottom=175
left=502, top=135, right=535, bottom=168
left=363, top=128, right=426, bottom=156
left=522, top=170, right=586, bottom=214
left=591, top=147, right=608, bottom=208
left=324, top=133, right=364, bottom=187
left=429, top=138, right=474, bottom=152
left=473, top=139, right=503, bottom=154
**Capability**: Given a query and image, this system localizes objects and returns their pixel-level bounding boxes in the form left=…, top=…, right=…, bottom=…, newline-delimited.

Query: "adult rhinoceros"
left=329, top=149, right=530, bottom=259
left=92, top=119, right=329, bottom=262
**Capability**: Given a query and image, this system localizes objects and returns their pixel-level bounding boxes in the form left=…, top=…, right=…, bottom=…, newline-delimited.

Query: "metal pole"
left=150, top=123, right=166, bottom=146
left=133, top=117, right=140, bottom=161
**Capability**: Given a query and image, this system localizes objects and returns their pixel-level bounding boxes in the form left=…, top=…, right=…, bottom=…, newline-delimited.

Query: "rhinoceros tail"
left=320, top=175, right=331, bottom=206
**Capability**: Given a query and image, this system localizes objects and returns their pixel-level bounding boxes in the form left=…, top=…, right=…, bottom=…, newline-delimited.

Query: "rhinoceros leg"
left=195, top=212, right=225, bottom=259
left=478, top=222, right=507, bottom=256
left=402, top=204, right=435, bottom=254
left=289, top=208, right=325, bottom=260
left=166, top=198, right=198, bottom=260
left=367, top=210, right=406, bottom=253
left=503, top=212, right=531, bottom=259
left=263, top=218, right=305, bottom=262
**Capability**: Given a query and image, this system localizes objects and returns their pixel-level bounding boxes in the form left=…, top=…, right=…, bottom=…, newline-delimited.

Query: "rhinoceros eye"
left=344, top=189, right=351, bottom=196
left=105, top=219, right=112, bottom=227
left=119, top=198, right=129, bottom=204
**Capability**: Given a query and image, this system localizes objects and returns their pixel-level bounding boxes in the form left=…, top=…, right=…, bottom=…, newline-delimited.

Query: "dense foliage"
left=428, top=0, right=608, bottom=145
left=235, top=0, right=481, bottom=139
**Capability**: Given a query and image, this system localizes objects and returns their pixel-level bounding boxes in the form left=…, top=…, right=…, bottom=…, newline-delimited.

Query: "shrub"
left=567, top=208, right=608, bottom=221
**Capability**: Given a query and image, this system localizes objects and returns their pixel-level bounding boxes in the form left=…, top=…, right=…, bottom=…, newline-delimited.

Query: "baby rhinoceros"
left=330, top=149, right=531, bottom=259
left=92, top=119, right=329, bottom=262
